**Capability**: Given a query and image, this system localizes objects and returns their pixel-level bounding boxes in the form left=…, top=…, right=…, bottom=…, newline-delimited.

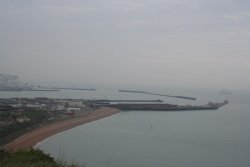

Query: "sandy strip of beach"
left=4, top=107, right=120, bottom=151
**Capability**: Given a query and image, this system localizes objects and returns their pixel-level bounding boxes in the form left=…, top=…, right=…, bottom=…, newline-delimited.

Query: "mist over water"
left=1, top=0, right=250, bottom=166
left=25, top=88, right=250, bottom=167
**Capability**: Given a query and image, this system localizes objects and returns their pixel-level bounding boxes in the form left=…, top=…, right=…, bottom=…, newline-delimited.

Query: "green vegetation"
left=0, top=109, right=48, bottom=137
left=0, top=109, right=52, bottom=146
left=0, top=149, right=81, bottom=167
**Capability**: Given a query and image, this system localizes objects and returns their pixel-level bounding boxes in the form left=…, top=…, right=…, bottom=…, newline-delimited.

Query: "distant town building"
left=68, top=101, right=86, bottom=108
left=65, top=108, right=81, bottom=115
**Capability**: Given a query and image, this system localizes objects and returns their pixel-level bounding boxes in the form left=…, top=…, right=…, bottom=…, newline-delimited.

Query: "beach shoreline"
left=4, top=107, right=120, bottom=151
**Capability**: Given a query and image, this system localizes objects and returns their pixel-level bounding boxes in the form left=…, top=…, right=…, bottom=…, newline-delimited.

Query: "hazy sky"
left=1, top=0, right=250, bottom=90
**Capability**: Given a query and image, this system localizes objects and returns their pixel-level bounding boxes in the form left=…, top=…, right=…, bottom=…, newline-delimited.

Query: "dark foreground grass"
left=0, top=149, right=81, bottom=167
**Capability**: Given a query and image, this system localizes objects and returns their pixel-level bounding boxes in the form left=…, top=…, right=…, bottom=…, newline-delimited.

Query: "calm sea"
left=2, top=88, right=250, bottom=167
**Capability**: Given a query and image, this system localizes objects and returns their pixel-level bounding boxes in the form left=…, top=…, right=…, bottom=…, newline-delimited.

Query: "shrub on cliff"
left=0, top=149, right=80, bottom=167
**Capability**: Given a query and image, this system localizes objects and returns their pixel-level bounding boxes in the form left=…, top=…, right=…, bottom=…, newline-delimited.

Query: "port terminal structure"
left=91, top=100, right=229, bottom=111
left=88, top=99, right=163, bottom=104
left=89, top=90, right=227, bottom=111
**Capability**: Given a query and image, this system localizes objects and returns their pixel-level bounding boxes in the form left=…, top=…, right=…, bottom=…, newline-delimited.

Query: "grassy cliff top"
left=0, top=149, right=81, bottom=167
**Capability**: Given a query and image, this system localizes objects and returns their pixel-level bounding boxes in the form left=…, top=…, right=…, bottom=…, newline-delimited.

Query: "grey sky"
left=1, top=0, right=250, bottom=90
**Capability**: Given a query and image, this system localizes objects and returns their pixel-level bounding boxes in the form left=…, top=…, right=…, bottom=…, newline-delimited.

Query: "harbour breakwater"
left=119, top=89, right=197, bottom=100
left=95, top=100, right=229, bottom=111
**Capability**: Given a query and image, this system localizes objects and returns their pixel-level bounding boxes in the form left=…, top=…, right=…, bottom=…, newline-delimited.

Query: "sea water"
left=2, top=88, right=250, bottom=167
